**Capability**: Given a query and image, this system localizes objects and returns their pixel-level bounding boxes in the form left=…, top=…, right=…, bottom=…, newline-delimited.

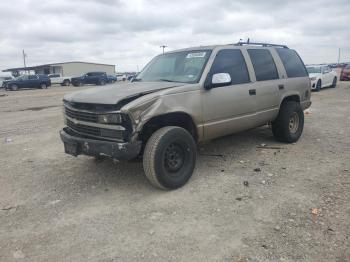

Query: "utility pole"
left=337, top=48, right=341, bottom=64
left=160, top=45, right=167, bottom=54
left=22, top=49, right=27, bottom=68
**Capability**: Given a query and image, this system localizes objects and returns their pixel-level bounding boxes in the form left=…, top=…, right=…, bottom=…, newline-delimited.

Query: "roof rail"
left=234, top=42, right=289, bottom=49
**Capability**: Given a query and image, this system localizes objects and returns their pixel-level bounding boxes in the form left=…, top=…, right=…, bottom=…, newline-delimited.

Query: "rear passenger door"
left=322, top=66, right=333, bottom=86
left=246, top=49, right=282, bottom=124
left=28, top=75, right=40, bottom=88
left=202, top=49, right=256, bottom=140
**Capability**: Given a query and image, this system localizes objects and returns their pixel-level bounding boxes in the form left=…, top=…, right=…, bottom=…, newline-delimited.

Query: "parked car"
left=116, top=74, right=127, bottom=81
left=0, top=76, right=14, bottom=88
left=306, top=65, right=337, bottom=91
left=71, top=72, right=108, bottom=86
left=5, top=74, right=51, bottom=91
left=107, top=75, right=117, bottom=83
left=48, top=74, right=71, bottom=86
left=340, top=64, right=350, bottom=81
left=60, top=42, right=311, bottom=189
left=127, top=74, right=136, bottom=81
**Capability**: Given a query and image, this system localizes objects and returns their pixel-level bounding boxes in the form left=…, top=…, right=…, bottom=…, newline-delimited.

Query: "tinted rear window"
left=276, top=48, right=308, bottom=78
left=210, top=49, right=250, bottom=85
left=247, top=49, right=279, bottom=81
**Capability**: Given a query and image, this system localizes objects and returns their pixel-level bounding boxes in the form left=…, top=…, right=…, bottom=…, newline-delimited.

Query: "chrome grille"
left=65, top=107, right=98, bottom=123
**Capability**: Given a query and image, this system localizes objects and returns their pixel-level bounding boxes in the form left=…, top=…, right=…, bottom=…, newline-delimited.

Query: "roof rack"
left=234, top=42, right=289, bottom=49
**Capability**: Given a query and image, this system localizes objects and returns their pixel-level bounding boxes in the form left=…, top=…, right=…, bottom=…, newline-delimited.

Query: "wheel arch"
left=280, top=94, right=300, bottom=106
left=138, top=111, right=198, bottom=144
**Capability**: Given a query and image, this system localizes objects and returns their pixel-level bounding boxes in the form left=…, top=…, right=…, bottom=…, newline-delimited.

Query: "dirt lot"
left=0, top=82, right=349, bottom=262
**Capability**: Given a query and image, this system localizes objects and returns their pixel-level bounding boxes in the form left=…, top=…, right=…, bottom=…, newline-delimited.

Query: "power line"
left=22, top=50, right=27, bottom=68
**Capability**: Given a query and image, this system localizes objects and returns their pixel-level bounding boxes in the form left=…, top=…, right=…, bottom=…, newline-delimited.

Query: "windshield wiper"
left=158, top=79, right=176, bottom=82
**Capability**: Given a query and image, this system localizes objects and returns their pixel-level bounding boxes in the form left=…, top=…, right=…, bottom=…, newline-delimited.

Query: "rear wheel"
left=63, top=79, right=70, bottom=86
left=272, top=101, right=304, bottom=143
left=99, top=80, right=106, bottom=85
left=40, top=83, right=47, bottom=89
left=143, top=126, right=197, bottom=190
left=331, top=77, right=337, bottom=88
left=315, top=80, right=321, bottom=92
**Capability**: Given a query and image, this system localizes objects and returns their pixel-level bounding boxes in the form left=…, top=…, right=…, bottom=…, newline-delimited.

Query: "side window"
left=28, top=75, right=38, bottom=80
left=210, top=49, right=250, bottom=85
left=247, top=49, right=279, bottom=81
left=276, top=48, right=308, bottom=78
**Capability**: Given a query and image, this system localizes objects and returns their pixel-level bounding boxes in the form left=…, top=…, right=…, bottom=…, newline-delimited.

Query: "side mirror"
left=212, top=73, right=231, bottom=85
left=205, top=73, right=231, bottom=90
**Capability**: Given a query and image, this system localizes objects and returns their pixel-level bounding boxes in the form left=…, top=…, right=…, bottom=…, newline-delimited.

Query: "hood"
left=71, top=76, right=84, bottom=80
left=308, top=73, right=321, bottom=78
left=64, top=81, right=184, bottom=105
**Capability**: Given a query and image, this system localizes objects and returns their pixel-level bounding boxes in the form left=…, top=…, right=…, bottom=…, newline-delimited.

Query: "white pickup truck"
left=48, top=74, right=72, bottom=86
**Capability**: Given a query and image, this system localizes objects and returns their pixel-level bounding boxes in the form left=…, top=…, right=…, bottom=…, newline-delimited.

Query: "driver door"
left=202, top=49, right=256, bottom=140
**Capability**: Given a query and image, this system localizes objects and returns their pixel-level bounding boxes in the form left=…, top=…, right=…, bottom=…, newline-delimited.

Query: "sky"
left=0, top=0, right=349, bottom=73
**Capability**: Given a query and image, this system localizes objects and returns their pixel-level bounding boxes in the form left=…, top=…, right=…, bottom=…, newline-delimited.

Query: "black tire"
left=331, top=77, right=337, bottom=88
left=99, top=80, right=106, bottom=86
left=40, top=83, right=47, bottom=89
left=143, top=126, right=197, bottom=190
left=10, top=84, right=18, bottom=91
left=272, top=101, right=304, bottom=143
left=315, top=80, right=321, bottom=92
left=63, top=79, right=70, bottom=86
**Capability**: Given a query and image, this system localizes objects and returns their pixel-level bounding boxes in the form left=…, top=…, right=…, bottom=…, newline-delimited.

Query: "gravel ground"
left=0, top=82, right=349, bottom=262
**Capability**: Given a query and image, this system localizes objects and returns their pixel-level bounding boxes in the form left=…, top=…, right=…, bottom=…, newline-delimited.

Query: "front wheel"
left=40, top=83, right=47, bottom=89
left=272, top=101, right=304, bottom=143
left=143, top=126, right=197, bottom=190
left=10, top=84, right=19, bottom=91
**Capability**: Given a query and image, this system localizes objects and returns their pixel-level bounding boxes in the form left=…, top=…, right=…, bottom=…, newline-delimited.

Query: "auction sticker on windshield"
left=186, top=52, right=206, bottom=58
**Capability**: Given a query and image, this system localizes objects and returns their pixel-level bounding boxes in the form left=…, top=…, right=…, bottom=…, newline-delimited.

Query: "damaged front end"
left=60, top=100, right=142, bottom=160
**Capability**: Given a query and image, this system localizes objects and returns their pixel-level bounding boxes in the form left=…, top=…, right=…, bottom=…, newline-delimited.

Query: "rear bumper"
left=60, top=127, right=141, bottom=160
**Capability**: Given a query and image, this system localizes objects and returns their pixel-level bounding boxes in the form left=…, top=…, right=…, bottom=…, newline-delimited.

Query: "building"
left=3, top=61, right=116, bottom=77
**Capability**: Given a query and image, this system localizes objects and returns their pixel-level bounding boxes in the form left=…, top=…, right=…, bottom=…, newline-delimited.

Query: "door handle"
left=278, top=84, right=284, bottom=90
left=249, top=89, right=256, bottom=95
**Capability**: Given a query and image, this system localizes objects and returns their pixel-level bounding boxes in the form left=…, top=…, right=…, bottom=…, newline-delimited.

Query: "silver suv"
left=60, top=42, right=311, bottom=189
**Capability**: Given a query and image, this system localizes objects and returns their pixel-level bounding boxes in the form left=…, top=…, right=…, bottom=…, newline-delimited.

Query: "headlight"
left=98, top=113, right=122, bottom=124
left=310, top=77, right=316, bottom=81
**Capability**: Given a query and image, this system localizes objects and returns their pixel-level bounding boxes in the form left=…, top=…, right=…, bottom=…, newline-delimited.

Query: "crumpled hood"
left=64, top=81, right=184, bottom=104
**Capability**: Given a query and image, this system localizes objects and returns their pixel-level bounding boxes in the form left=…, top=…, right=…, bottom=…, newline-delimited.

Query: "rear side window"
left=276, top=48, right=308, bottom=78
left=210, top=49, right=250, bottom=85
left=247, top=49, right=279, bottom=81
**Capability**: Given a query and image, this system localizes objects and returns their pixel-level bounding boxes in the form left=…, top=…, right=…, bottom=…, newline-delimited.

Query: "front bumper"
left=310, top=80, right=317, bottom=89
left=60, top=127, right=141, bottom=160
left=301, top=100, right=312, bottom=110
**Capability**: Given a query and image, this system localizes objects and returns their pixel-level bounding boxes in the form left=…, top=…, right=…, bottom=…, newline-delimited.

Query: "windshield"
left=135, top=50, right=211, bottom=83
left=306, top=66, right=321, bottom=74
left=16, top=75, right=29, bottom=80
